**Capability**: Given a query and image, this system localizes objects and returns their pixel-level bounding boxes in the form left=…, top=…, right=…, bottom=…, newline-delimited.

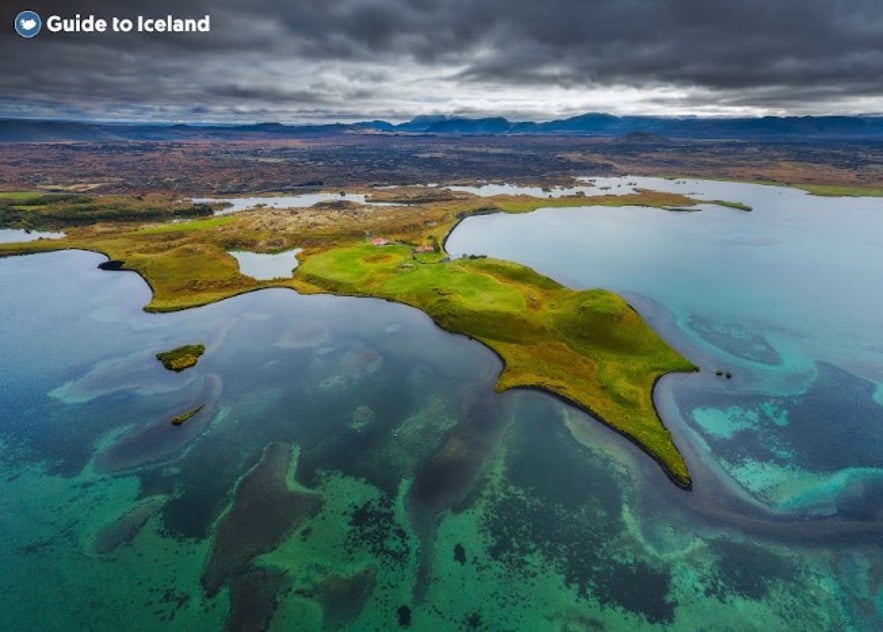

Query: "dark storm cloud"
left=2, top=0, right=882, bottom=120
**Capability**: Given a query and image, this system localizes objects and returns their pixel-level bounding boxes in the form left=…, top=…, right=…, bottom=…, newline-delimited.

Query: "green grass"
left=297, top=243, right=696, bottom=487
left=794, top=184, right=883, bottom=197
left=0, top=217, right=295, bottom=312
left=491, top=190, right=702, bottom=213
left=0, top=193, right=215, bottom=230
left=156, top=344, right=205, bottom=371
left=137, top=215, right=238, bottom=234
left=0, top=191, right=43, bottom=201
left=710, top=199, right=753, bottom=211
left=171, top=405, right=205, bottom=426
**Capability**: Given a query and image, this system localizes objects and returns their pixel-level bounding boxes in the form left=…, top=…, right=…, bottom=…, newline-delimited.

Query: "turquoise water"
left=1, top=179, right=881, bottom=631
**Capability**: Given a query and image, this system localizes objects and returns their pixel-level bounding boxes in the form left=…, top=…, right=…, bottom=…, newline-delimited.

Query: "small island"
left=156, top=344, right=205, bottom=372
left=170, top=404, right=205, bottom=426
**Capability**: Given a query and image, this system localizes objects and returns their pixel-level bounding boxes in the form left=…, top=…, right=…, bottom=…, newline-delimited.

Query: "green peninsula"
left=0, top=188, right=712, bottom=486
left=297, top=245, right=696, bottom=486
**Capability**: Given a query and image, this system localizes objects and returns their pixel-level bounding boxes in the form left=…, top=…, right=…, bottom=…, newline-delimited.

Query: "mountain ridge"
left=2, top=113, right=883, bottom=142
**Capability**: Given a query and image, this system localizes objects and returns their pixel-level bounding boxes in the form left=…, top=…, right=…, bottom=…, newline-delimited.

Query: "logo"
left=15, top=10, right=41, bottom=38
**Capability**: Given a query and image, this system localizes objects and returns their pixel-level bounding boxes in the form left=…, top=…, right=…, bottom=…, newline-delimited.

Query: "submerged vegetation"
left=0, top=186, right=724, bottom=485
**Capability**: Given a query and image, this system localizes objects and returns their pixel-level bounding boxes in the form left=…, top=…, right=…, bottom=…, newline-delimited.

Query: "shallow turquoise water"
left=1, top=180, right=881, bottom=631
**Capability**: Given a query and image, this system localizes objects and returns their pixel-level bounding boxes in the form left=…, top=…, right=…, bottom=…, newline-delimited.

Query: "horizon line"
left=2, top=111, right=883, bottom=127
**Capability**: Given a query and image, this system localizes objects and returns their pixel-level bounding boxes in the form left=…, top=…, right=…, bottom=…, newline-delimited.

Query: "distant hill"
left=2, top=113, right=883, bottom=142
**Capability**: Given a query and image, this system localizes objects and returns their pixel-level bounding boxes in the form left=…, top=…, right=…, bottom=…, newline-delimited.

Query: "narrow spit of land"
left=0, top=187, right=747, bottom=486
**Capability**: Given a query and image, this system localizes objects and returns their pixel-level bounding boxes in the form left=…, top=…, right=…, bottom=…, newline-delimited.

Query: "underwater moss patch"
left=411, top=394, right=514, bottom=511
left=223, top=567, right=286, bottom=632
left=483, top=483, right=676, bottom=624
left=703, top=539, right=797, bottom=602
left=201, top=442, right=321, bottom=596
left=347, top=495, right=410, bottom=567
left=156, top=344, right=205, bottom=372
left=92, top=496, right=166, bottom=555
left=480, top=411, right=678, bottom=624
left=687, top=315, right=781, bottom=365
left=96, top=374, right=222, bottom=473
left=299, top=568, right=377, bottom=630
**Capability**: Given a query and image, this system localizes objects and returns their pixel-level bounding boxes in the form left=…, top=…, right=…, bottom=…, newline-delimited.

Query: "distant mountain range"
left=2, top=113, right=883, bottom=142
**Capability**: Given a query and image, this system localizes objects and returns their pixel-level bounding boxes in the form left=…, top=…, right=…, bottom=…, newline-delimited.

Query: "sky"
left=3, top=0, right=883, bottom=122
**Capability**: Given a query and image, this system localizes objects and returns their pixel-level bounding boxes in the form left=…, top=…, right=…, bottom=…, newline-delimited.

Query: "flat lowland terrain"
left=1, top=135, right=882, bottom=194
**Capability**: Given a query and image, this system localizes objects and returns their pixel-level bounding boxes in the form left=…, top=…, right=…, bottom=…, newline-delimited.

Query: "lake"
left=229, top=248, right=303, bottom=280
left=0, top=228, right=64, bottom=243
left=0, top=179, right=880, bottom=630
left=191, top=193, right=400, bottom=215
left=447, top=176, right=640, bottom=198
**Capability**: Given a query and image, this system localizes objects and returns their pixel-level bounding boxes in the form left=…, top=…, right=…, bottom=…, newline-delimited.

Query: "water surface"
left=1, top=177, right=881, bottom=631
left=192, top=193, right=399, bottom=215
left=0, top=228, right=64, bottom=243
left=229, top=248, right=303, bottom=280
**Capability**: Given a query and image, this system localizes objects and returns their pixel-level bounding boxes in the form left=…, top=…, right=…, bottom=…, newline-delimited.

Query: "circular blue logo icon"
left=15, top=10, right=41, bottom=38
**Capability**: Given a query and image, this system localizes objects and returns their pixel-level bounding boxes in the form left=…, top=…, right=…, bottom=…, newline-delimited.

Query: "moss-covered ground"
left=793, top=183, right=883, bottom=197
left=156, top=344, right=205, bottom=371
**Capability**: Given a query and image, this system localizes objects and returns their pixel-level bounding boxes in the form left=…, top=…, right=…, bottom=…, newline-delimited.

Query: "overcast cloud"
left=3, top=0, right=882, bottom=121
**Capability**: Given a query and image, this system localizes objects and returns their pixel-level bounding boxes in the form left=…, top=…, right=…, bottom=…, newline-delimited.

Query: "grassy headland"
left=794, top=183, right=883, bottom=197
left=295, top=244, right=696, bottom=486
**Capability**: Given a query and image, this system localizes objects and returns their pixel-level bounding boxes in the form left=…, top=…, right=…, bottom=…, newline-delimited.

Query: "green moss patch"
left=796, top=183, right=883, bottom=197
left=170, top=405, right=204, bottom=426
left=156, top=344, right=205, bottom=372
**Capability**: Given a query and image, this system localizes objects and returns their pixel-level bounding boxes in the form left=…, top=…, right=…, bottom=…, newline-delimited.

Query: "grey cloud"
left=2, top=0, right=882, bottom=120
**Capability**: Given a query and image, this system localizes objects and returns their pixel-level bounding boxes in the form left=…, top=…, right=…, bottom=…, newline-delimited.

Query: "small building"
left=371, top=237, right=390, bottom=246
left=414, top=245, right=435, bottom=254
